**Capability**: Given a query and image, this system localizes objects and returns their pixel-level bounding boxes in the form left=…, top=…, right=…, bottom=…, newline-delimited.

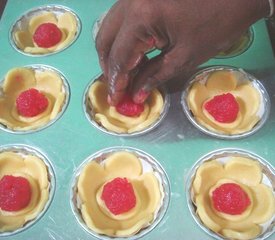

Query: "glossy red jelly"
left=16, top=88, right=48, bottom=117
left=101, top=177, right=136, bottom=215
left=116, top=94, right=144, bottom=117
left=0, top=175, right=32, bottom=212
left=33, top=23, right=62, bottom=48
left=212, top=183, right=251, bottom=215
left=204, top=93, right=239, bottom=123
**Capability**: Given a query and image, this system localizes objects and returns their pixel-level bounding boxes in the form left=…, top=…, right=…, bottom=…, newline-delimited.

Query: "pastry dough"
left=187, top=70, right=261, bottom=134
left=0, top=151, right=50, bottom=232
left=88, top=81, right=164, bottom=134
left=77, top=151, right=163, bottom=237
left=14, top=11, right=77, bottom=54
left=0, top=67, right=65, bottom=131
left=192, top=157, right=275, bottom=240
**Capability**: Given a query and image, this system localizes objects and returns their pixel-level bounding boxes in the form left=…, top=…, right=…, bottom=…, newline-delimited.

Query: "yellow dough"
left=187, top=70, right=261, bottom=135
left=88, top=81, right=164, bottom=134
left=14, top=12, right=77, bottom=54
left=77, top=151, right=163, bottom=237
left=0, top=151, right=50, bottom=232
left=0, top=67, right=65, bottom=131
left=192, top=157, right=275, bottom=240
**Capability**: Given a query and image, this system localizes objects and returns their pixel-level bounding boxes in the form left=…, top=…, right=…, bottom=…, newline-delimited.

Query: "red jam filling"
left=115, top=94, right=144, bottom=117
left=212, top=183, right=251, bottom=215
left=101, top=177, right=136, bottom=215
left=0, top=175, right=32, bottom=212
left=16, top=88, right=49, bottom=117
left=204, top=93, right=239, bottom=123
left=33, top=23, right=62, bottom=48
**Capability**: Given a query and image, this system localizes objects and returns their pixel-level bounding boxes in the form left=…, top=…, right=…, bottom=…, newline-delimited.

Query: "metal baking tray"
left=0, top=0, right=274, bottom=239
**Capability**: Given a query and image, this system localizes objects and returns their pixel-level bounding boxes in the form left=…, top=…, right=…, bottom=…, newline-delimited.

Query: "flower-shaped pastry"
left=0, top=67, right=66, bottom=131
left=192, top=157, right=275, bottom=240
left=187, top=70, right=262, bottom=135
left=0, top=151, right=50, bottom=232
left=14, top=11, right=77, bottom=54
left=88, top=80, right=164, bottom=134
left=77, top=151, right=163, bottom=237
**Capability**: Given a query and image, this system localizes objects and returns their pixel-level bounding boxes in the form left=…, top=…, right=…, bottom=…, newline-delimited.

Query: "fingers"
left=132, top=47, right=195, bottom=104
left=106, top=56, right=148, bottom=105
left=96, top=1, right=156, bottom=106
left=107, top=26, right=155, bottom=105
left=95, top=2, right=124, bottom=79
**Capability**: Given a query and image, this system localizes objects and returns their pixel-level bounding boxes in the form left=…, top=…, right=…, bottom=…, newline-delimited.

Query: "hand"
left=96, top=0, right=269, bottom=105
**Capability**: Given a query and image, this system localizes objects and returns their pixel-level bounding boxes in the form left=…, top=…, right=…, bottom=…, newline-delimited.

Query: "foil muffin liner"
left=83, top=74, right=170, bottom=137
left=185, top=148, right=275, bottom=240
left=181, top=66, right=270, bottom=139
left=215, top=28, right=254, bottom=58
left=0, top=64, right=70, bottom=134
left=0, top=144, right=56, bottom=237
left=70, top=146, right=170, bottom=239
left=10, top=5, right=81, bottom=56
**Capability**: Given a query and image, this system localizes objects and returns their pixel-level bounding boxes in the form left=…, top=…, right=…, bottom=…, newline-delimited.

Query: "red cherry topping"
left=204, top=93, right=239, bottom=123
left=212, top=183, right=251, bottom=215
left=33, top=23, right=62, bottom=48
left=0, top=175, right=32, bottom=212
left=101, top=177, right=136, bottom=215
left=115, top=94, right=144, bottom=117
left=16, top=88, right=49, bottom=117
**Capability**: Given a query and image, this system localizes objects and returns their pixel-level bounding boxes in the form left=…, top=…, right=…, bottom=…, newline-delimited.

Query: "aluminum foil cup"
left=186, top=148, right=275, bottom=240
left=10, top=5, right=81, bottom=56
left=215, top=28, right=254, bottom=58
left=0, top=144, right=56, bottom=237
left=70, top=146, right=170, bottom=239
left=0, top=64, right=70, bottom=134
left=83, top=74, right=170, bottom=137
left=181, top=66, right=270, bottom=139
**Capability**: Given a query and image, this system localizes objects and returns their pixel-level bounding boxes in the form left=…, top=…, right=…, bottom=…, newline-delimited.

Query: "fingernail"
left=133, top=89, right=150, bottom=104
left=107, top=95, right=114, bottom=106
left=147, top=36, right=156, bottom=49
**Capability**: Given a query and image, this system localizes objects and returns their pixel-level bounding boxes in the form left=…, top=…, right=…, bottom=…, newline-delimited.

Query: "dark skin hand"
left=96, top=0, right=270, bottom=106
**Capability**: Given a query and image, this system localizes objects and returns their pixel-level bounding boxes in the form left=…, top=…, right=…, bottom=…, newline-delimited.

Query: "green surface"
left=0, top=0, right=274, bottom=239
